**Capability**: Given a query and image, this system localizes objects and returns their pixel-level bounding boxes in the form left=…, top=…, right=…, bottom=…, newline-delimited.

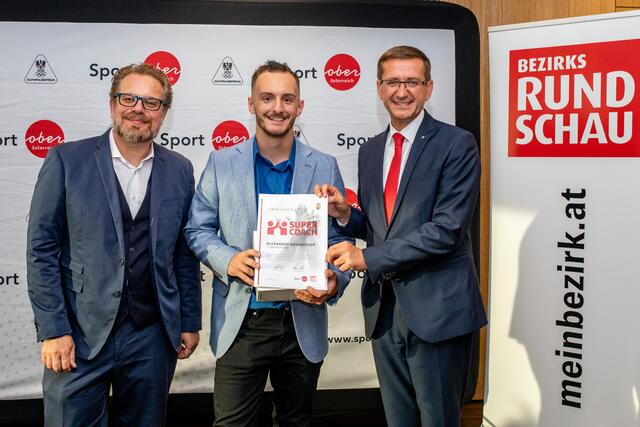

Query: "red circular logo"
left=211, top=120, right=250, bottom=150
left=144, top=51, right=181, bottom=85
left=301, top=276, right=308, bottom=282
left=345, top=188, right=361, bottom=211
left=25, top=120, right=64, bottom=158
left=324, top=54, right=361, bottom=91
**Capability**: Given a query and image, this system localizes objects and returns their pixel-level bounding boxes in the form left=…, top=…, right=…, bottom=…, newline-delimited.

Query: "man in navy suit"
left=316, top=46, right=487, bottom=426
left=27, top=63, right=201, bottom=427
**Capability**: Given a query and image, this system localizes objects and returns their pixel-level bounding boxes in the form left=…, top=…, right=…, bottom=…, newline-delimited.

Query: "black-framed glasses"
left=113, top=93, right=165, bottom=111
left=380, top=79, right=428, bottom=89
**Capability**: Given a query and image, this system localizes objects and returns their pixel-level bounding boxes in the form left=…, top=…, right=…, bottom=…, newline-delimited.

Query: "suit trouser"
left=42, top=319, right=177, bottom=427
left=371, top=285, right=473, bottom=427
left=213, top=307, right=322, bottom=427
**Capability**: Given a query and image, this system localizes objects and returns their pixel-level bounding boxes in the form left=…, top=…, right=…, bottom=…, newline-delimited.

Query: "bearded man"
left=27, top=63, right=201, bottom=427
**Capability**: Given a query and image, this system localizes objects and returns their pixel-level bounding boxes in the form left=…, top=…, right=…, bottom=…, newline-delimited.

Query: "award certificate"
left=255, top=194, right=328, bottom=291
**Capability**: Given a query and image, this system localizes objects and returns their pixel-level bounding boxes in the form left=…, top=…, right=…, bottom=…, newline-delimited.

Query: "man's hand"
left=41, top=335, right=76, bottom=373
left=314, top=184, right=351, bottom=224
left=227, top=249, right=260, bottom=286
left=327, top=242, right=367, bottom=272
left=295, top=269, right=339, bottom=305
left=178, top=331, right=200, bottom=359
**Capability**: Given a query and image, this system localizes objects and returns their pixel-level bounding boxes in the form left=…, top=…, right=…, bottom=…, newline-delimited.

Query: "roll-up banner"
left=487, top=10, right=640, bottom=426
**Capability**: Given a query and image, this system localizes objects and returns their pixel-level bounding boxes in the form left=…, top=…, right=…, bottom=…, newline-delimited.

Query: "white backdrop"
left=486, top=10, right=640, bottom=426
left=0, top=22, right=456, bottom=399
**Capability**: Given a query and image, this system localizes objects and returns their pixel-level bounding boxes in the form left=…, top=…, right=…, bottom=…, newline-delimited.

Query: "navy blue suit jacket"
left=27, top=129, right=201, bottom=359
left=344, top=112, right=487, bottom=343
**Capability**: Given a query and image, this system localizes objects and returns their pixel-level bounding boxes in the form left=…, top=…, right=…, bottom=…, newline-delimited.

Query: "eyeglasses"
left=380, top=79, right=428, bottom=89
left=113, top=93, right=165, bottom=111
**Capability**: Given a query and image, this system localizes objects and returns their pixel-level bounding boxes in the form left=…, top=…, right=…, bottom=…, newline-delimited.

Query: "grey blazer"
left=185, top=138, right=352, bottom=363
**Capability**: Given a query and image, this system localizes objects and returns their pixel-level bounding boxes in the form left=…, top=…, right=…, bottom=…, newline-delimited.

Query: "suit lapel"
left=149, top=143, right=166, bottom=258
left=367, top=130, right=389, bottom=232
left=232, top=139, right=257, bottom=231
left=291, top=139, right=316, bottom=194
left=386, top=112, right=436, bottom=233
left=94, top=129, right=125, bottom=258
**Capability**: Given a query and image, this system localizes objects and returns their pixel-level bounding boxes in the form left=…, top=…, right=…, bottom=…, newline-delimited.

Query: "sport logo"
left=145, top=51, right=181, bottom=85
left=509, top=39, right=640, bottom=157
left=25, top=54, right=57, bottom=84
left=211, top=120, right=250, bottom=150
left=324, top=54, right=361, bottom=91
left=267, top=220, right=289, bottom=236
left=25, top=120, right=64, bottom=158
left=212, top=56, right=243, bottom=85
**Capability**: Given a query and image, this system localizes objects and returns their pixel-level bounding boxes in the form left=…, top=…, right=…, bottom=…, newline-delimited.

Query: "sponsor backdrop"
left=0, top=22, right=456, bottom=399
left=486, top=10, right=640, bottom=426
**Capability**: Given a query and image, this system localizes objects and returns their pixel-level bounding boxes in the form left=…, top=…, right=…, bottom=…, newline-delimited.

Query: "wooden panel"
left=445, top=0, right=616, bottom=402
left=617, top=0, right=640, bottom=7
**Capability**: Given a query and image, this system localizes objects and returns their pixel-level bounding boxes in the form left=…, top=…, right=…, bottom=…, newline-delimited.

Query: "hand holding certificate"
left=255, top=194, right=329, bottom=300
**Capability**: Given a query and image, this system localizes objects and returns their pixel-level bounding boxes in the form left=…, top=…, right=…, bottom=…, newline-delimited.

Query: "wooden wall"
left=442, top=0, right=640, bottom=400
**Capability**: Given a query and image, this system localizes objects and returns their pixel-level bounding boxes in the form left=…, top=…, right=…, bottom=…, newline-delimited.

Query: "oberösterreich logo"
left=211, top=120, right=250, bottom=150
left=324, top=54, right=360, bottom=91
left=145, top=51, right=181, bottom=85
left=25, top=120, right=64, bottom=158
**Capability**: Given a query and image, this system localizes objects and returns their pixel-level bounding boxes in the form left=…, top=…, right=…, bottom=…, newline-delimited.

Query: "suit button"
left=113, top=291, right=122, bottom=298
left=119, top=259, right=124, bottom=266
left=129, top=247, right=135, bottom=253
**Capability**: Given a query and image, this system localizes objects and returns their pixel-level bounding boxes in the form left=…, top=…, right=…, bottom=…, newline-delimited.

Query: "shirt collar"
left=252, top=136, right=297, bottom=171
left=109, top=128, right=154, bottom=166
left=389, top=109, right=425, bottom=145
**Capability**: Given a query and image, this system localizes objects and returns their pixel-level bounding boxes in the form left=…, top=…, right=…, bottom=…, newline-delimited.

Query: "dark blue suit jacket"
left=344, top=112, right=487, bottom=343
left=26, top=129, right=201, bottom=359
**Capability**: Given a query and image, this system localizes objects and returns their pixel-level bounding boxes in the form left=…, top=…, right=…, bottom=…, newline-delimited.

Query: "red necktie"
left=384, top=132, right=404, bottom=224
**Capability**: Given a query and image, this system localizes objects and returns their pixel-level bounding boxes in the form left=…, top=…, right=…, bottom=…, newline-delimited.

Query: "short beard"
left=256, top=113, right=295, bottom=138
left=114, top=114, right=157, bottom=144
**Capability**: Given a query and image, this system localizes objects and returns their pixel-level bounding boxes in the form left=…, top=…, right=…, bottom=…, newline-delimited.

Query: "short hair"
left=251, top=60, right=300, bottom=91
left=377, top=46, right=431, bottom=82
left=109, top=63, right=173, bottom=109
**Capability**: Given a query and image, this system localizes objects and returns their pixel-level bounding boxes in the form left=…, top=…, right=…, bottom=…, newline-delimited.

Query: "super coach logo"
left=211, top=120, right=250, bottom=150
left=509, top=39, right=640, bottom=157
left=324, top=54, right=360, bottom=91
left=266, top=220, right=318, bottom=236
left=25, top=120, right=64, bottom=158
left=144, top=51, right=181, bottom=85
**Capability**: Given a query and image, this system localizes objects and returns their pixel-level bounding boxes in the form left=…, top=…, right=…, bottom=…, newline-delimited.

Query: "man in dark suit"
left=26, top=63, right=201, bottom=427
left=316, top=46, right=487, bottom=426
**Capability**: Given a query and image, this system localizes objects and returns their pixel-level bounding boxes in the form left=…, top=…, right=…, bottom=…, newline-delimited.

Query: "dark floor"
left=0, top=394, right=483, bottom=427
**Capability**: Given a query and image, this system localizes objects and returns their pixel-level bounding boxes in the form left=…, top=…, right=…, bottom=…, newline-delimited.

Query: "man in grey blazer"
left=317, top=46, right=487, bottom=426
left=185, top=61, right=352, bottom=427
left=27, top=63, right=201, bottom=426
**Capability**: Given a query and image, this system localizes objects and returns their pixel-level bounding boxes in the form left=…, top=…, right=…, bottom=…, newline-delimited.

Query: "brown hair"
left=110, top=63, right=173, bottom=108
left=251, top=60, right=300, bottom=90
left=377, top=46, right=431, bottom=82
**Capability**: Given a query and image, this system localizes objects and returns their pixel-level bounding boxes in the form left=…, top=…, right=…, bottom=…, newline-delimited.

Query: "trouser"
left=371, top=286, right=473, bottom=427
left=213, top=307, right=322, bottom=427
left=43, top=319, right=177, bottom=427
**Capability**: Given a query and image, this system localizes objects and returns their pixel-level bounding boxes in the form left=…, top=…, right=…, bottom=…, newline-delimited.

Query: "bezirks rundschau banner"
left=487, top=10, right=640, bottom=427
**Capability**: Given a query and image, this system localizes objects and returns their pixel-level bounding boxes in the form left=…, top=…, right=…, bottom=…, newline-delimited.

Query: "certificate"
left=255, top=194, right=328, bottom=293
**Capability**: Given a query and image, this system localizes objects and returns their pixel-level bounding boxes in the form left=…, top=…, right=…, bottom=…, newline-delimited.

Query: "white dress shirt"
left=109, top=130, right=154, bottom=218
left=382, top=109, right=425, bottom=191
